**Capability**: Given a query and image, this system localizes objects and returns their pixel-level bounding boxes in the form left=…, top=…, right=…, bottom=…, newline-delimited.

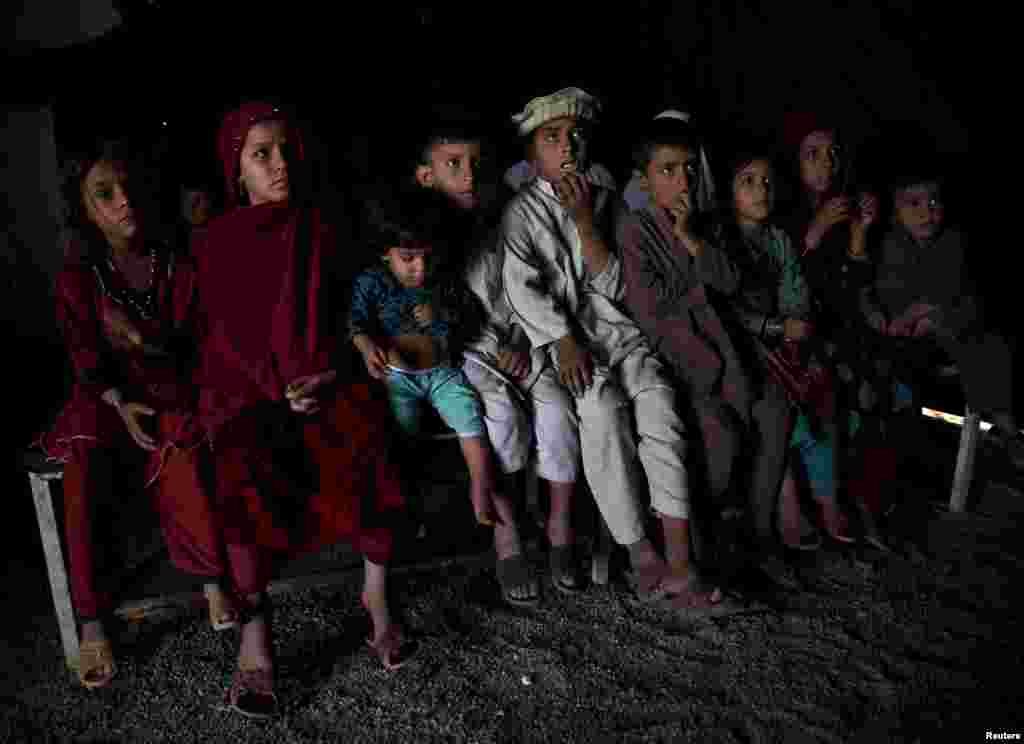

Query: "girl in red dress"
left=37, top=140, right=235, bottom=689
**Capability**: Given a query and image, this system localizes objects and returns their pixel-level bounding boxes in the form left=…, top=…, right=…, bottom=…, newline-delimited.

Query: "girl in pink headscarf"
left=194, top=102, right=415, bottom=717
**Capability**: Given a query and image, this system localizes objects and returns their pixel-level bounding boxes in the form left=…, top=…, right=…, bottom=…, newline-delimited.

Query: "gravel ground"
left=3, top=468, right=1023, bottom=743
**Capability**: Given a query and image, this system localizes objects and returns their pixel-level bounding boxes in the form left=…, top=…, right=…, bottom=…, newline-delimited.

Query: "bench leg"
left=29, top=473, right=80, bottom=669
left=950, top=406, right=981, bottom=513
left=591, top=515, right=615, bottom=586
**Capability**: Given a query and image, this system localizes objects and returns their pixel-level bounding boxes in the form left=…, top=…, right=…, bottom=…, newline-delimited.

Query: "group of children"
left=39, top=88, right=1016, bottom=714
left=354, top=86, right=1021, bottom=607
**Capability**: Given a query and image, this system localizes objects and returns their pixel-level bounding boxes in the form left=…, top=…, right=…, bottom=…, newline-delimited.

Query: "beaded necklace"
left=92, top=243, right=160, bottom=321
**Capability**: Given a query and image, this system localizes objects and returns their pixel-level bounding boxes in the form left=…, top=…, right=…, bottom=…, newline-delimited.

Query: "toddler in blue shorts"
left=349, top=187, right=500, bottom=526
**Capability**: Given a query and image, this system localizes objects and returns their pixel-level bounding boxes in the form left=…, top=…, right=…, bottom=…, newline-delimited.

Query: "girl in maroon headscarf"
left=194, top=102, right=412, bottom=717
left=36, top=140, right=233, bottom=689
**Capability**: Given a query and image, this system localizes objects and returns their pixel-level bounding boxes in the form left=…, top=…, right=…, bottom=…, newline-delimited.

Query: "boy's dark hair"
left=887, top=147, right=943, bottom=194
left=412, top=106, right=487, bottom=168
left=363, top=184, right=453, bottom=257
left=631, top=118, right=701, bottom=173
left=415, top=122, right=485, bottom=167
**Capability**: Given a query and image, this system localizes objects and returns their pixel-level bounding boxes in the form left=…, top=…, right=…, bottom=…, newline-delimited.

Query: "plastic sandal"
left=204, top=585, right=239, bottom=632
left=549, top=544, right=584, bottom=595
left=78, top=638, right=116, bottom=690
left=495, top=553, right=540, bottom=607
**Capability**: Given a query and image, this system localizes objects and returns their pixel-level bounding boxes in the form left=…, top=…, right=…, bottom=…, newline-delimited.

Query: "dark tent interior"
left=0, top=0, right=985, bottom=588
left=5, top=5, right=1011, bottom=740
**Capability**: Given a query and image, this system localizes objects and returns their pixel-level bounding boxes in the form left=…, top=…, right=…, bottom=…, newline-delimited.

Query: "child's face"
left=238, top=120, right=292, bottom=205
left=893, top=182, right=944, bottom=242
left=733, top=159, right=775, bottom=227
left=641, top=144, right=699, bottom=213
left=798, top=129, right=840, bottom=195
left=182, top=188, right=212, bottom=226
left=416, top=141, right=483, bottom=210
left=384, top=244, right=433, bottom=288
left=530, top=116, right=589, bottom=183
left=81, top=159, right=139, bottom=243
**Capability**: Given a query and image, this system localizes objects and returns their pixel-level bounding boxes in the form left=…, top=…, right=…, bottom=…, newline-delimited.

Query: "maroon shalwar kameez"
left=36, top=245, right=222, bottom=619
left=194, top=103, right=404, bottom=595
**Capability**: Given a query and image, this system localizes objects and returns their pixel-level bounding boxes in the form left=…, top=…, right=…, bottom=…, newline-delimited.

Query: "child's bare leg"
left=660, top=515, right=723, bottom=607
left=80, top=618, right=106, bottom=643
left=545, top=480, right=575, bottom=547
left=778, top=465, right=818, bottom=548
left=491, top=474, right=539, bottom=604
left=459, top=435, right=498, bottom=526
left=361, top=558, right=414, bottom=669
left=360, top=558, right=392, bottom=643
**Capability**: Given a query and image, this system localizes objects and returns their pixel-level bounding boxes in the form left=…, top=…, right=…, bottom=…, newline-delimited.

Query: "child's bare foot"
left=661, top=566, right=724, bottom=610
left=818, top=499, right=854, bottom=544
left=360, top=590, right=416, bottom=670
left=237, top=600, right=273, bottom=675
left=223, top=594, right=276, bottom=718
left=628, top=538, right=671, bottom=601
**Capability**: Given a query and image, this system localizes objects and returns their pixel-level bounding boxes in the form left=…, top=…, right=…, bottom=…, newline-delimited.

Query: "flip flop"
left=549, top=544, right=585, bottom=595
left=78, top=638, right=116, bottom=690
left=204, top=586, right=239, bottom=632
left=366, top=625, right=418, bottom=671
left=221, top=666, right=277, bottom=719
left=660, top=573, right=744, bottom=617
left=628, top=559, right=672, bottom=603
left=496, top=554, right=541, bottom=607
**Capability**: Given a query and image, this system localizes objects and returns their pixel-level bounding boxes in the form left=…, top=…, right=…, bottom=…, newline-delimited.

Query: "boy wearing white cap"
left=500, top=88, right=725, bottom=610
left=413, top=115, right=583, bottom=604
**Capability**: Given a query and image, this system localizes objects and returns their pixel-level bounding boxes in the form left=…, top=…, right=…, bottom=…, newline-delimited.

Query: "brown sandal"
left=78, top=638, right=116, bottom=690
left=223, top=666, right=277, bottom=719
left=204, top=585, right=239, bottom=632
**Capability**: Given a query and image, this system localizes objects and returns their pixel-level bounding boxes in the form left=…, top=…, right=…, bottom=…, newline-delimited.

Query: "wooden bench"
left=23, top=439, right=480, bottom=671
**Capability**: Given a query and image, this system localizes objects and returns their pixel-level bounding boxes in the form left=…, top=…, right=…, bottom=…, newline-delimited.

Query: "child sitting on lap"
left=349, top=187, right=500, bottom=527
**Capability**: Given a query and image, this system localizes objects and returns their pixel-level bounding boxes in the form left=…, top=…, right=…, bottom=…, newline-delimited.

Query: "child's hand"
left=669, top=194, right=701, bottom=256
left=413, top=303, right=433, bottom=327
left=285, top=370, right=337, bottom=415
left=855, top=193, right=880, bottom=229
left=783, top=318, right=814, bottom=341
left=360, top=341, right=390, bottom=380
left=555, top=172, right=595, bottom=227
left=817, top=196, right=851, bottom=228
left=496, top=347, right=531, bottom=380
left=117, top=401, right=160, bottom=451
left=556, top=334, right=594, bottom=397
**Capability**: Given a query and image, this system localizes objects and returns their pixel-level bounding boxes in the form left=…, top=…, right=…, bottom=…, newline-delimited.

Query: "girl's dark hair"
left=711, top=140, right=780, bottom=249
left=362, top=184, right=453, bottom=257
left=60, top=138, right=137, bottom=262
left=630, top=118, right=701, bottom=173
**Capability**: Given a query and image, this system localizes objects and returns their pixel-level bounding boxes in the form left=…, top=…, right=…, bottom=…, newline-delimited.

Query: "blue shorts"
left=385, top=366, right=486, bottom=438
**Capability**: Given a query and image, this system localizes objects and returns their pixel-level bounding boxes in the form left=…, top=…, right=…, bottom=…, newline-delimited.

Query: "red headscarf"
left=782, top=110, right=836, bottom=153
left=217, top=101, right=306, bottom=209
left=196, top=103, right=333, bottom=435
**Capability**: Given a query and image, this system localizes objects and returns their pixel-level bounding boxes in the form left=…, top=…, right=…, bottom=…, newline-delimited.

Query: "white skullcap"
left=654, top=109, right=692, bottom=123
left=511, top=87, right=601, bottom=136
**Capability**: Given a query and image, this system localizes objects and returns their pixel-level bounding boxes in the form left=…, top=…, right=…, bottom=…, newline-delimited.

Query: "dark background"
left=3, top=1, right=981, bottom=564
